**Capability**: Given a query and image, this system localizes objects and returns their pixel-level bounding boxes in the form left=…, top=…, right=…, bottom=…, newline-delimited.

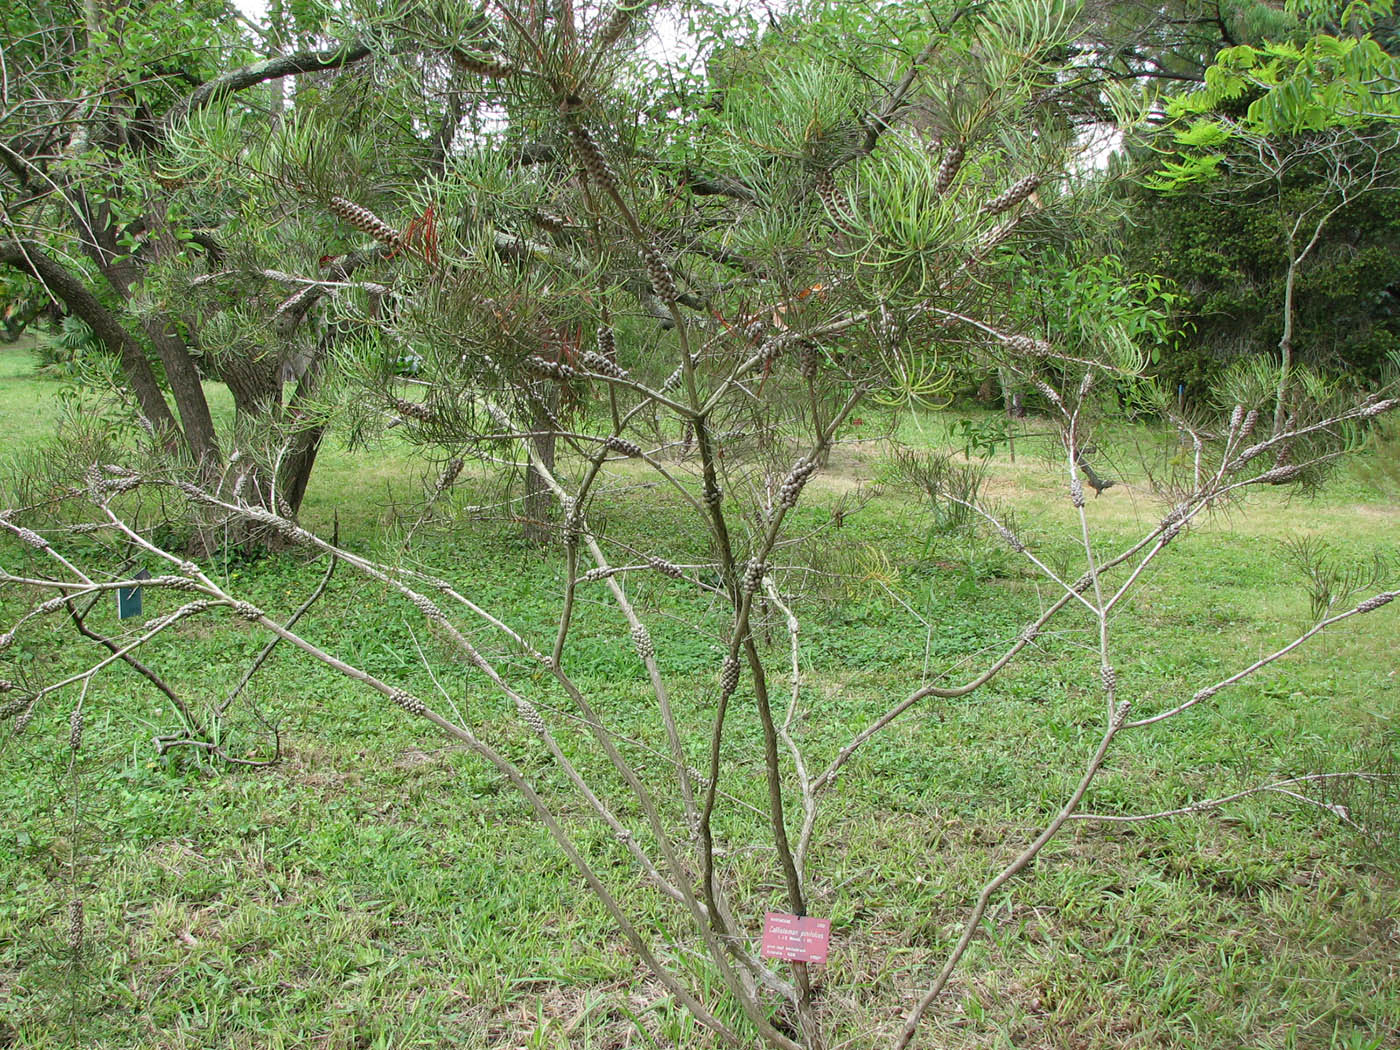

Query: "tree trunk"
left=96, top=242, right=222, bottom=473
left=70, top=196, right=222, bottom=473
left=278, top=338, right=331, bottom=517
left=0, top=240, right=181, bottom=444
left=521, top=388, right=558, bottom=546
left=1275, top=255, right=1298, bottom=435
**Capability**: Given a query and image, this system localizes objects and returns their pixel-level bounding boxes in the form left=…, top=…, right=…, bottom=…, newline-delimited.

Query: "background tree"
left=0, top=0, right=375, bottom=533
left=1121, top=0, right=1400, bottom=416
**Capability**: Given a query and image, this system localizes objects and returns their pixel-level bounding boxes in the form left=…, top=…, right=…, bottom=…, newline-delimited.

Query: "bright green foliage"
left=1124, top=170, right=1400, bottom=395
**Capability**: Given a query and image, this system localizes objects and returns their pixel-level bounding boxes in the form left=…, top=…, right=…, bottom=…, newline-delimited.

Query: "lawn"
left=1, top=343, right=1397, bottom=1050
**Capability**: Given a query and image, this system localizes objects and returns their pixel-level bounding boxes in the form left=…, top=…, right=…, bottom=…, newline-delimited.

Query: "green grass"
left=1, top=348, right=1398, bottom=1050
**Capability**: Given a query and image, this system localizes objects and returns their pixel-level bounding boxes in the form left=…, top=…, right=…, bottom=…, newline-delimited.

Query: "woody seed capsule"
left=389, top=689, right=427, bottom=716
left=564, top=119, right=619, bottom=194
left=68, top=899, right=83, bottom=953
left=720, top=655, right=740, bottom=698
left=411, top=592, right=445, bottom=622
left=392, top=397, right=434, bottom=422
left=981, top=174, right=1041, bottom=216
left=328, top=196, right=402, bottom=249
left=779, top=457, right=817, bottom=509
left=583, top=350, right=625, bottom=379
left=641, top=242, right=679, bottom=303
left=452, top=51, right=517, bottom=79
left=934, top=142, right=965, bottom=196
left=516, top=698, right=548, bottom=735
left=742, top=558, right=765, bottom=595
left=647, top=556, right=683, bottom=579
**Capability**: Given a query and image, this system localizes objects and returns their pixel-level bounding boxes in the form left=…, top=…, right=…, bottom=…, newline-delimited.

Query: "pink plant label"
left=760, top=912, right=831, bottom=964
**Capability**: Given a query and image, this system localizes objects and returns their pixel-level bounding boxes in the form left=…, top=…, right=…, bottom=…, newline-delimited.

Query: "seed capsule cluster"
left=411, top=592, right=445, bottom=622
left=641, top=242, right=678, bottom=303
left=1257, top=464, right=1303, bottom=485
left=1070, top=477, right=1085, bottom=509
left=1360, top=397, right=1398, bottom=418
left=592, top=3, right=636, bottom=53
left=814, top=170, right=849, bottom=222
left=525, top=356, right=576, bottom=381
left=392, top=397, right=434, bottom=422
left=0, top=631, right=14, bottom=652
left=998, top=525, right=1024, bottom=553
left=647, top=556, right=683, bottom=579
left=702, top=482, right=722, bottom=508
left=720, top=655, right=740, bottom=698
left=579, top=567, right=614, bottom=583
left=68, top=899, right=83, bottom=953
left=1357, top=593, right=1395, bottom=613
left=328, top=196, right=402, bottom=249
left=583, top=350, right=625, bottom=379
left=981, top=175, right=1041, bottom=216
left=934, top=142, right=965, bottom=195
left=630, top=623, right=654, bottom=661
left=798, top=343, right=819, bottom=381
left=452, top=51, right=516, bottom=79
left=1192, top=685, right=1218, bottom=705
left=972, top=217, right=1022, bottom=261
left=437, top=458, right=464, bottom=492
left=533, top=210, right=567, bottom=233
left=604, top=435, right=643, bottom=457
left=742, top=558, right=766, bottom=595
left=561, top=497, right=582, bottom=548
left=231, top=601, right=263, bottom=622
left=386, top=689, right=424, bottom=716
left=596, top=326, right=617, bottom=362
left=661, top=365, right=685, bottom=392
left=516, top=698, right=548, bottom=735
left=563, top=115, right=619, bottom=194
left=779, top=458, right=817, bottom=509
left=15, top=527, right=46, bottom=549
left=1033, top=381, right=1063, bottom=411
left=1100, top=665, right=1116, bottom=693
left=69, top=707, right=83, bottom=752
left=1008, top=334, right=1052, bottom=357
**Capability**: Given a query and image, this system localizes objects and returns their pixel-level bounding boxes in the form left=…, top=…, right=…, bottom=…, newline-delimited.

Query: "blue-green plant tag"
left=117, top=567, right=152, bottom=620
